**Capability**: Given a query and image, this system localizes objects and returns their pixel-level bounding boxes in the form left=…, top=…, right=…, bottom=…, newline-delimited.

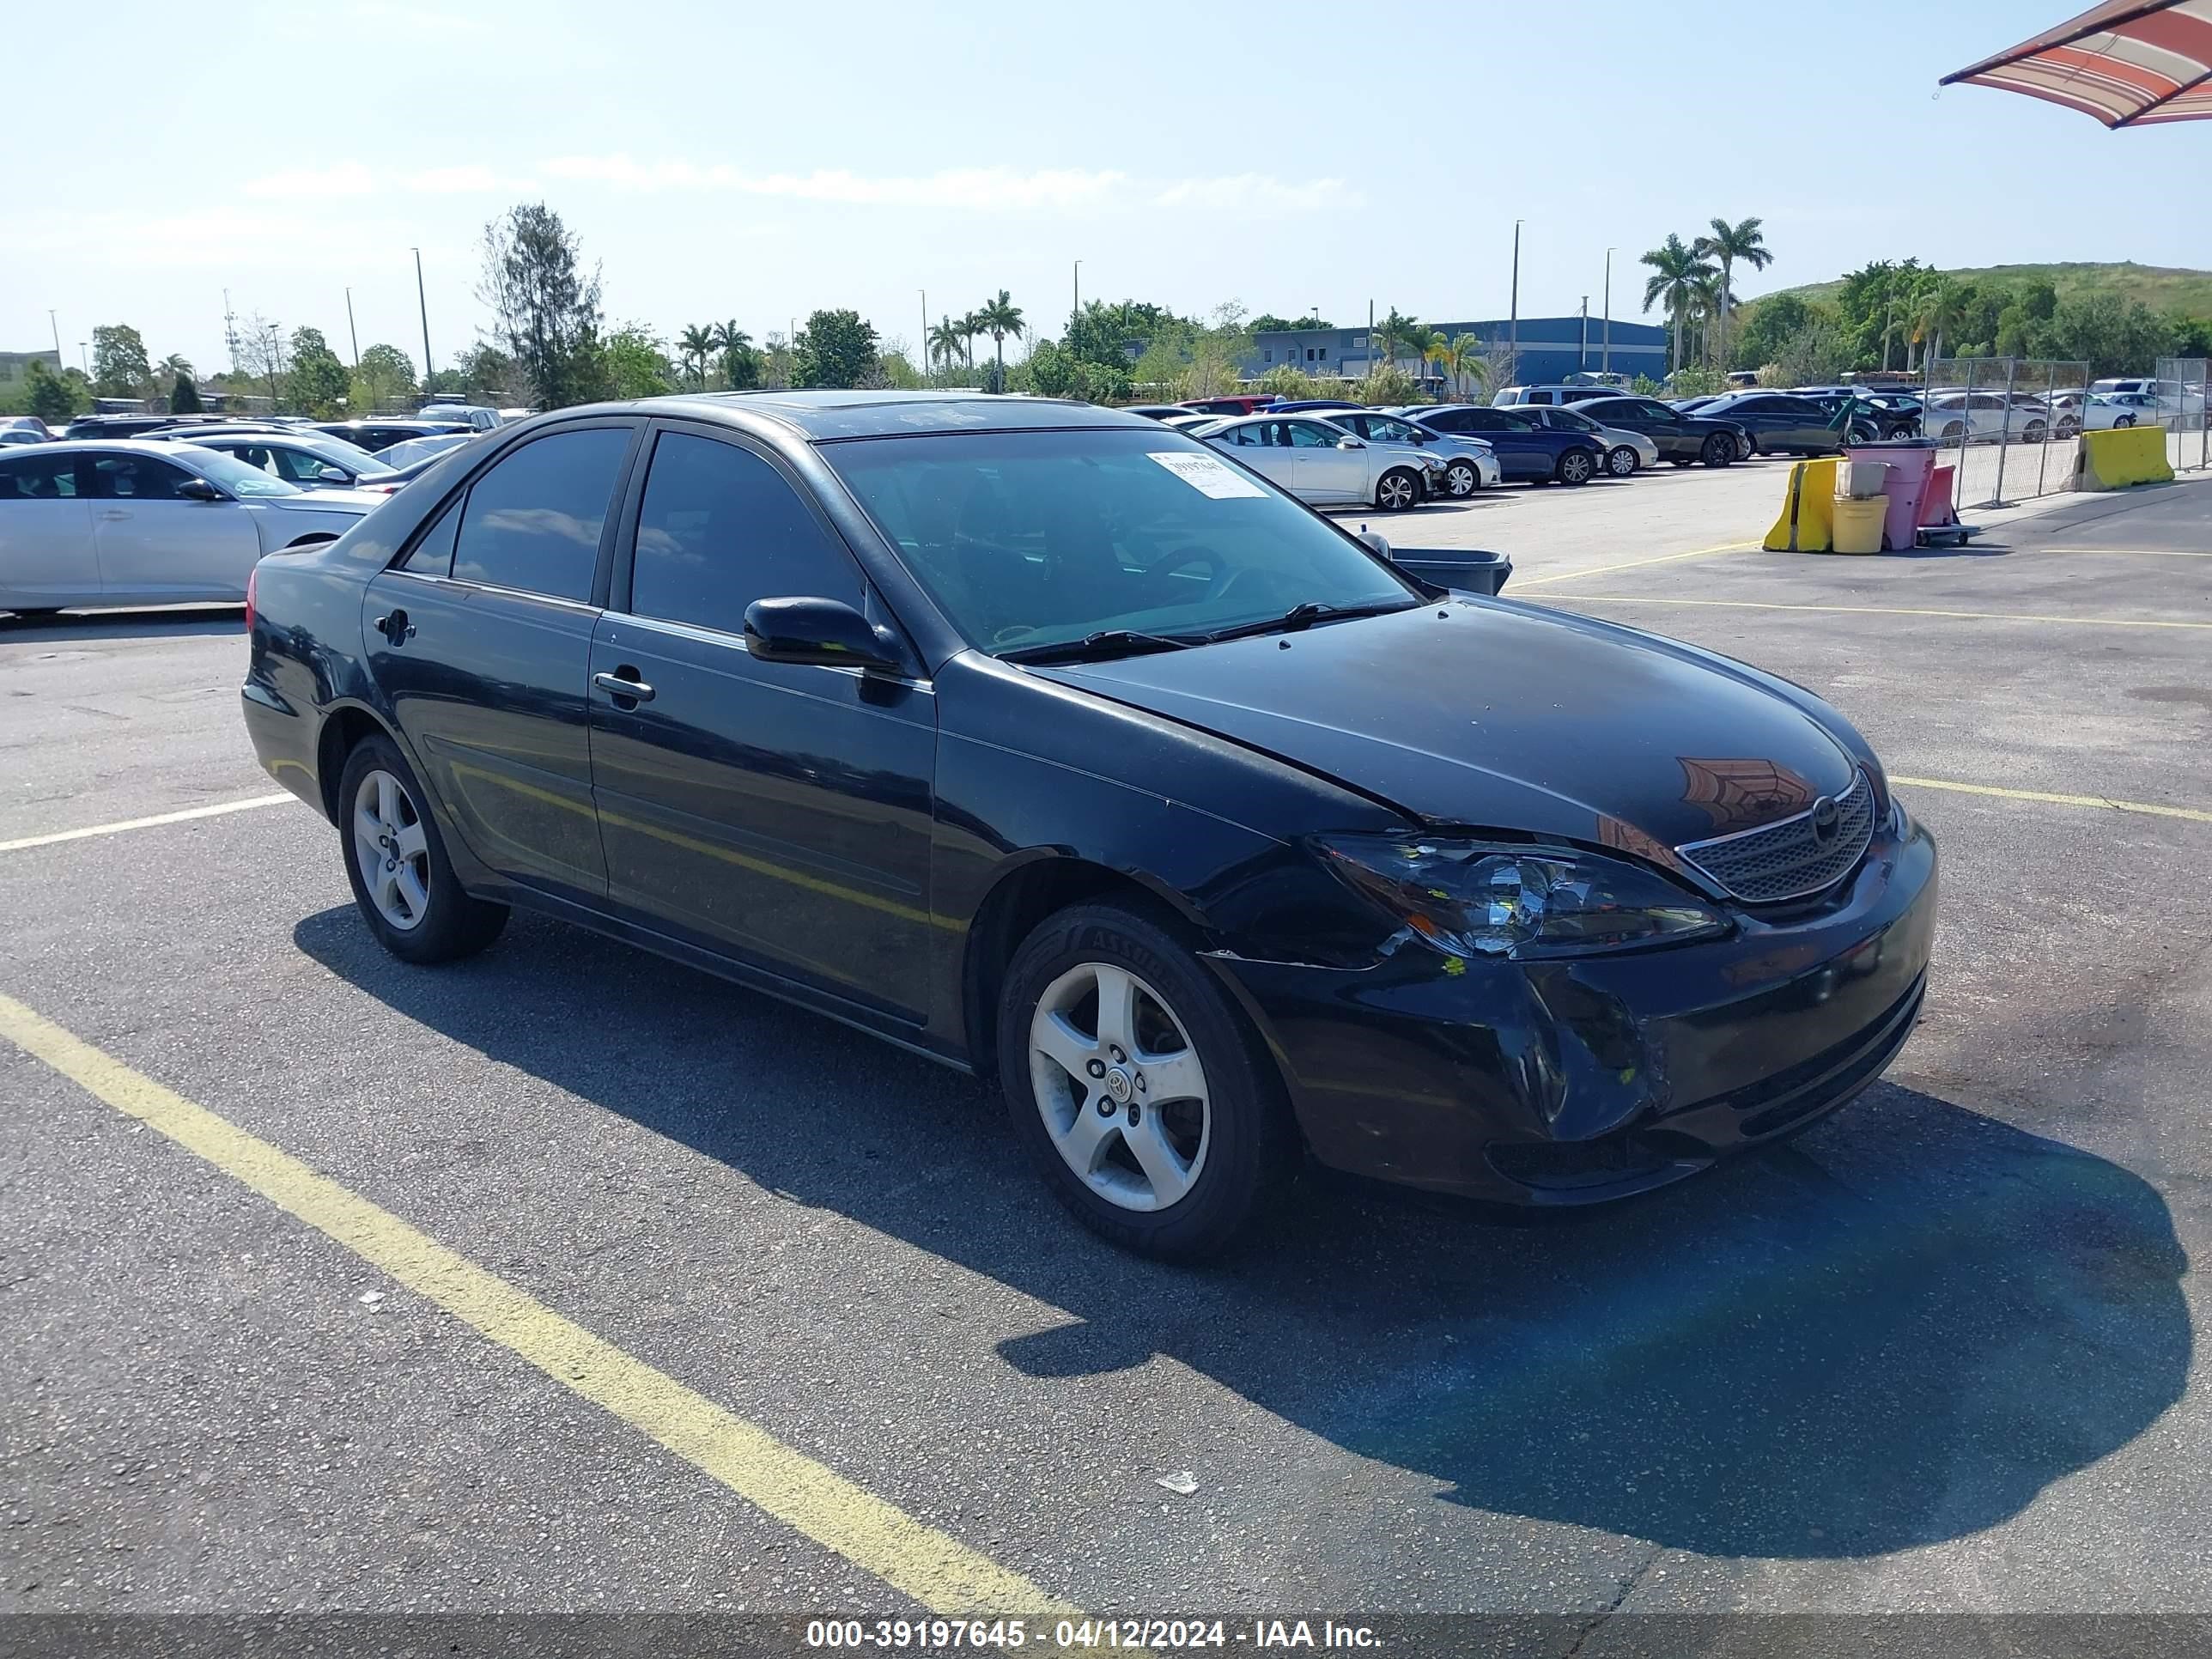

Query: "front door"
left=362, top=420, right=641, bottom=904
left=84, top=452, right=261, bottom=601
left=1285, top=418, right=1363, bottom=501
left=1215, top=422, right=1301, bottom=495
left=586, top=425, right=939, bottom=1024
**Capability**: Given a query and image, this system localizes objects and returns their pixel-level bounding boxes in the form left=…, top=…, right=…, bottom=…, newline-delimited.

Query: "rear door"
left=0, top=451, right=99, bottom=608
left=1454, top=408, right=1546, bottom=479
left=361, top=420, right=641, bottom=903
left=587, top=423, right=939, bottom=1023
left=85, top=452, right=262, bottom=601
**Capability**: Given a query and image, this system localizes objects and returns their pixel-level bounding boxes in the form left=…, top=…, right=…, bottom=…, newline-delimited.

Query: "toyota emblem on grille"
left=1809, top=796, right=1841, bottom=842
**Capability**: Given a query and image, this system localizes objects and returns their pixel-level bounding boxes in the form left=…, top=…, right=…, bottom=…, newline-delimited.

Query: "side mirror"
left=1337, top=436, right=1364, bottom=450
left=175, top=477, right=225, bottom=502
left=1355, top=530, right=1391, bottom=560
left=744, top=597, right=904, bottom=673
left=313, top=465, right=349, bottom=483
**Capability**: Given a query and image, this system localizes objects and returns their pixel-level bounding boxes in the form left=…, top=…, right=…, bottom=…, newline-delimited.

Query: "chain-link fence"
left=2153, top=356, right=2211, bottom=474
left=1918, top=356, right=2090, bottom=511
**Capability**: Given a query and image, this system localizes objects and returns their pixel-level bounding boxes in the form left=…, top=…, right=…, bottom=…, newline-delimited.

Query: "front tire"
left=1605, top=445, right=1638, bottom=477
left=1376, top=467, right=1420, bottom=511
left=998, top=902, right=1294, bottom=1260
left=337, top=734, right=508, bottom=964
left=1555, top=449, right=1595, bottom=486
left=2115, top=415, right=2136, bottom=428
left=2023, top=421, right=2047, bottom=443
left=1701, top=433, right=1736, bottom=467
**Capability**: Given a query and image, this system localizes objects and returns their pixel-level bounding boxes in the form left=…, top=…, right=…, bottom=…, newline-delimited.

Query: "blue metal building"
left=1243, top=317, right=1670, bottom=388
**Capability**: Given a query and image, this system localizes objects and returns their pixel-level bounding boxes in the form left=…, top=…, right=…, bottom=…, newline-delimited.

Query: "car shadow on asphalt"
left=295, top=905, right=2190, bottom=1563
left=0, top=605, right=245, bottom=641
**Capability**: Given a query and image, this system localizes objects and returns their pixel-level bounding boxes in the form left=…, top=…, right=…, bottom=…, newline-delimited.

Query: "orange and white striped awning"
left=1942, top=0, right=2212, bottom=126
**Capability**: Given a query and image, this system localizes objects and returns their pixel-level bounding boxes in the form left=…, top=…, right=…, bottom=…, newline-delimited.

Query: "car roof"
left=21, top=439, right=221, bottom=457
left=634, top=390, right=1147, bottom=441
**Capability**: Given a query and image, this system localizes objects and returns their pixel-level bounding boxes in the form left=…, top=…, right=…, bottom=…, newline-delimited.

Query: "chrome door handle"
left=99, top=509, right=131, bottom=520
left=592, top=671, right=654, bottom=703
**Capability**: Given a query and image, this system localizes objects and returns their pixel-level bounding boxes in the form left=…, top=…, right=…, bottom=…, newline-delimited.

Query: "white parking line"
left=0, top=794, right=295, bottom=856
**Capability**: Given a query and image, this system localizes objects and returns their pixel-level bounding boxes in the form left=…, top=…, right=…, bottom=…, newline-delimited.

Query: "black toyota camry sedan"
left=241, top=391, right=1937, bottom=1259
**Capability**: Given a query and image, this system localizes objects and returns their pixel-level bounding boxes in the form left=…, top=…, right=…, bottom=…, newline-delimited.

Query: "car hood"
left=1032, top=599, right=1858, bottom=852
left=264, top=489, right=386, bottom=514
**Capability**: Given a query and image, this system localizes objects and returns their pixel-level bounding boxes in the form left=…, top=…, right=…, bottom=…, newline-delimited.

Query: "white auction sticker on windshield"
left=1147, top=451, right=1267, bottom=499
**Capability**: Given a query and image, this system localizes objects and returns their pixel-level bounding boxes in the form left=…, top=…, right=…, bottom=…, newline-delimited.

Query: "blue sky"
left=10, top=0, right=2210, bottom=377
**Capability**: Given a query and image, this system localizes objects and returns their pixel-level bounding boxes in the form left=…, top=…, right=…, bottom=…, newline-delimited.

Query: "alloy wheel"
left=1559, top=452, right=1593, bottom=484
left=351, top=769, right=432, bottom=932
left=1028, top=961, right=1211, bottom=1212
left=1377, top=471, right=1417, bottom=510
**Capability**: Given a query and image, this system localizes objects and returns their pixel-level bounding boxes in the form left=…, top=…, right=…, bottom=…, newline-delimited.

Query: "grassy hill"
left=1759, top=261, right=2212, bottom=317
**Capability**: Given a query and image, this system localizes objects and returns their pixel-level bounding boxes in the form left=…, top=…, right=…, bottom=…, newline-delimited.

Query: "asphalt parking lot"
left=3, top=465, right=2210, bottom=1639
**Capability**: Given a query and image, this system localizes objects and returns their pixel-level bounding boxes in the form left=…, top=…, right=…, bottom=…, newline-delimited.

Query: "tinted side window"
left=628, top=433, right=860, bottom=635
left=452, top=428, right=631, bottom=601
left=1286, top=422, right=1338, bottom=448
left=0, top=453, right=80, bottom=498
left=89, top=455, right=191, bottom=500
left=401, top=498, right=462, bottom=575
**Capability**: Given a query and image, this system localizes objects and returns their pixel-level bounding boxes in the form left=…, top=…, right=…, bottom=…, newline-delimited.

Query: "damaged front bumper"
left=1207, top=816, right=1938, bottom=1205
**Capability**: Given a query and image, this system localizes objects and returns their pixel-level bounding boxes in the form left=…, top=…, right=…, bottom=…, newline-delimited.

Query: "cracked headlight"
left=1314, top=835, right=1730, bottom=960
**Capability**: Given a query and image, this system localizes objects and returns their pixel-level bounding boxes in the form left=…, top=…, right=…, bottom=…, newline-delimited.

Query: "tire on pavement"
left=336, top=732, right=509, bottom=965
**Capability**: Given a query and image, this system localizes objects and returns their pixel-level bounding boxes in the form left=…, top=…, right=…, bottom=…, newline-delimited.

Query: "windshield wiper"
left=996, top=629, right=1199, bottom=665
left=1204, top=599, right=1413, bottom=643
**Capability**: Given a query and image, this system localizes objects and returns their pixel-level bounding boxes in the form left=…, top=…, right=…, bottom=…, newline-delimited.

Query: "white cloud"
left=542, top=154, right=1359, bottom=215
left=404, top=165, right=535, bottom=194
left=242, top=162, right=379, bottom=199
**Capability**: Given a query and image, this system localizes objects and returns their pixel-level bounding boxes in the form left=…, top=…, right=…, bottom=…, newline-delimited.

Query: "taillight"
left=245, top=563, right=257, bottom=635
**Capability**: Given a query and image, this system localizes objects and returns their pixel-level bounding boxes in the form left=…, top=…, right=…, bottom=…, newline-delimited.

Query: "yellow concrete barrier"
left=1762, top=458, right=1840, bottom=551
left=2075, top=424, right=2174, bottom=490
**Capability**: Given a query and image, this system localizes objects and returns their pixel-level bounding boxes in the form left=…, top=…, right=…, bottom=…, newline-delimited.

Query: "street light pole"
left=920, top=289, right=927, bottom=376
left=345, top=288, right=360, bottom=369
left=410, top=248, right=433, bottom=397
left=47, top=310, right=60, bottom=358
left=1579, top=297, right=1589, bottom=373
left=1073, top=259, right=1082, bottom=327
left=1507, top=220, right=1523, bottom=386
left=79, top=341, right=89, bottom=377
left=1602, top=248, right=1613, bottom=377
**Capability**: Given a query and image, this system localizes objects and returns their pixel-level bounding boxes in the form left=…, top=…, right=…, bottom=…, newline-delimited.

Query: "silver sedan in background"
left=1193, top=413, right=1447, bottom=509
left=1315, top=409, right=1501, bottom=498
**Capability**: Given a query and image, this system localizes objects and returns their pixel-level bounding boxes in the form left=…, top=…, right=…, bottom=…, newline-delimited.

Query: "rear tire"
left=2115, top=415, right=2136, bottom=428
left=1443, top=458, right=1480, bottom=497
left=336, top=733, right=508, bottom=965
left=2023, top=421, right=2047, bottom=443
left=998, top=902, right=1296, bottom=1260
left=1702, top=434, right=1735, bottom=467
left=1555, top=449, right=1595, bottom=486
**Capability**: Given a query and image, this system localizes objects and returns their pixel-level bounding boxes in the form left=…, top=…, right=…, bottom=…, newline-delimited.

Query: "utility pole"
left=410, top=248, right=433, bottom=395
left=344, top=288, right=360, bottom=368
left=263, top=325, right=281, bottom=409
left=1073, top=259, right=1082, bottom=327
left=222, top=289, right=239, bottom=376
left=1602, top=248, right=1613, bottom=377
left=1508, top=221, right=1522, bottom=386
left=47, top=309, right=60, bottom=358
left=78, top=342, right=89, bottom=377
left=1579, top=297, right=1589, bottom=373
left=920, top=289, right=927, bottom=374
left=1367, top=298, right=1374, bottom=374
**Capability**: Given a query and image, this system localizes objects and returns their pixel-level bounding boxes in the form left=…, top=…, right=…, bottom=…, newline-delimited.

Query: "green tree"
left=676, top=324, right=714, bottom=387
left=1640, top=234, right=1716, bottom=373
left=1763, top=319, right=1854, bottom=387
left=2172, top=317, right=2212, bottom=357
left=477, top=202, right=609, bottom=409
left=1256, top=364, right=1317, bottom=399
left=168, top=373, right=204, bottom=414
left=975, top=289, right=1024, bottom=376
left=1370, top=308, right=1419, bottom=374
left=285, top=326, right=351, bottom=416
left=1731, top=291, right=1811, bottom=371
left=1249, top=313, right=1332, bottom=333
left=2032, top=294, right=2174, bottom=380
left=90, top=324, right=154, bottom=400
left=713, top=320, right=759, bottom=390
left=792, top=309, right=879, bottom=389
left=927, top=315, right=970, bottom=378
left=602, top=324, right=673, bottom=398
left=155, top=354, right=195, bottom=386
left=1691, top=216, right=1772, bottom=362
left=27, top=359, right=82, bottom=423
left=349, top=343, right=418, bottom=413
left=1910, top=276, right=1968, bottom=370
left=1357, top=363, right=1422, bottom=405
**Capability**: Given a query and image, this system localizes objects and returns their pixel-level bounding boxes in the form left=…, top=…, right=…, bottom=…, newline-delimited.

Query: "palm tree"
left=678, top=324, right=716, bottom=388
left=155, top=352, right=195, bottom=384
left=958, top=310, right=986, bottom=369
left=1640, top=234, right=1717, bottom=375
left=1691, top=216, right=1772, bottom=363
left=976, top=289, right=1025, bottom=374
left=1447, top=333, right=1492, bottom=399
left=1370, top=308, right=1416, bottom=375
left=1911, top=276, right=1966, bottom=372
left=927, top=315, right=966, bottom=377
left=1402, top=325, right=1447, bottom=392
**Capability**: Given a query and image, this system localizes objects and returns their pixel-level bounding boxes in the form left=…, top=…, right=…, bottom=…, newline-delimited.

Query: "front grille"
left=1677, top=769, right=1875, bottom=904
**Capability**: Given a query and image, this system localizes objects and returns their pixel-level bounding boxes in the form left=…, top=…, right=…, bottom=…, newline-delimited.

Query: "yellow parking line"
left=1531, top=595, right=2212, bottom=629
left=0, top=992, right=1083, bottom=1617
left=1510, top=540, right=1763, bottom=589
left=1893, top=775, right=2212, bottom=825
left=0, top=793, right=295, bottom=856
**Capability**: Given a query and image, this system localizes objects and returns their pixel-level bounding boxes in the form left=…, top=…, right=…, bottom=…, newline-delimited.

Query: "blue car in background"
left=1393, top=404, right=1607, bottom=485
left=1266, top=398, right=1369, bottom=414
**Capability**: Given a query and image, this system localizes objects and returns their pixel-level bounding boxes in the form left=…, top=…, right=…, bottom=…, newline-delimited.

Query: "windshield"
left=299, top=434, right=395, bottom=473
left=1548, top=409, right=1600, bottom=432
left=823, top=428, right=1419, bottom=656
left=171, top=446, right=303, bottom=497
